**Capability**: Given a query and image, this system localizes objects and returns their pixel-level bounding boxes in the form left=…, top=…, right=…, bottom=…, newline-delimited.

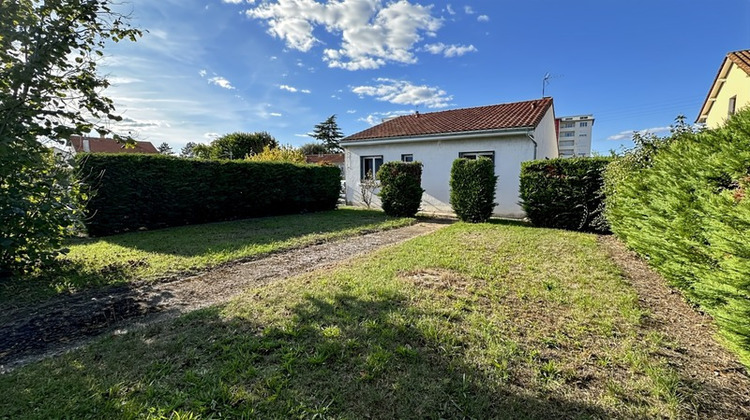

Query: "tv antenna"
left=541, top=72, right=562, bottom=97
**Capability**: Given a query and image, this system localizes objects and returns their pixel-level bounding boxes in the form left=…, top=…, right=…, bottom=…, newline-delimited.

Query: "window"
left=561, top=131, right=575, bottom=137
left=561, top=122, right=575, bottom=128
left=459, top=151, right=494, bottom=162
left=559, top=140, right=574, bottom=148
left=360, top=156, right=383, bottom=180
left=579, top=122, right=588, bottom=127
left=401, top=154, right=414, bottom=162
left=579, top=133, right=587, bottom=137
left=729, top=96, right=737, bottom=116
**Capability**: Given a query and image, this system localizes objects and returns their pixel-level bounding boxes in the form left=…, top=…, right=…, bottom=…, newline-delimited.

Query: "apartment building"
left=556, top=115, right=594, bottom=157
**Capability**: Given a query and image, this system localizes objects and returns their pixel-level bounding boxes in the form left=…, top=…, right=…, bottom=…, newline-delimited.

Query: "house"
left=69, top=135, right=159, bottom=155
left=556, top=114, right=594, bottom=158
left=697, top=49, right=750, bottom=128
left=305, top=153, right=345, bottom=177
left=340, top=98, right=558, bottom=218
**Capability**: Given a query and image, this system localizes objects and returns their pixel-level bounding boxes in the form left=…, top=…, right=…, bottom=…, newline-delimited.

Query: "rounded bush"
left=449, top=158, right=497, bottom=223
left=376, top=161, right=424, bottom=217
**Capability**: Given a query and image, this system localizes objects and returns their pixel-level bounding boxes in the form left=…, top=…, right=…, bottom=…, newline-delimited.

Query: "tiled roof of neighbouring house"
left=728, top=49, right=750, bottom=75
left=305, top=154, right=344, bottom=164
left=343, top=97, right=553, bottom=142
left=69, top=136, right=159, bottom=154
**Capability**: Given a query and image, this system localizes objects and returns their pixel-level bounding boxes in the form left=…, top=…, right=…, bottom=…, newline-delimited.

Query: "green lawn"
left=0, top=222, right=703, bottom=419
left=0, top=208, right=414, bottom=309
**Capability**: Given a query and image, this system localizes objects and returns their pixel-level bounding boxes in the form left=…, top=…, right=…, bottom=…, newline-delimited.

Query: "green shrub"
left=520, top=157, right=612, bottom=233
left=76, top=153, right=341, bottom=236
left=449, top=158, right=497, bottom=223
left=604, top=112, right=750, bottom=367
left=376, top=161, right=424, bottom=217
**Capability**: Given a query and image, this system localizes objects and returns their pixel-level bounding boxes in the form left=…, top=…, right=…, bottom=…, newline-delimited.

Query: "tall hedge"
left=376, top=161, right=424, bottom=217
left=604, top=111, right=750, bottom=367
left=520, top=157, right=612, bottom=233
left=450, top=158, right=497, bottom=223
left=76, top=153, right=341, bottom=236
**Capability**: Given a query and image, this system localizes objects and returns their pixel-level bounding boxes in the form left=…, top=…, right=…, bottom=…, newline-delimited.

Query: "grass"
left=0, top=208, right=414, bottom=308
left=0, top=222, right=700, bottom=419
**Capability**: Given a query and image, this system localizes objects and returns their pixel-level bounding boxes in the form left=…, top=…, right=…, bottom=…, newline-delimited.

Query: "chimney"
left=83, top=138, right=90, bottom=152
left=415, top=111, right=420, bottom=118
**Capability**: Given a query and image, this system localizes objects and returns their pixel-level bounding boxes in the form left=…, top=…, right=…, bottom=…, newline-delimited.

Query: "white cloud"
left=204, top=132, right=220, bottom=140
left=208, top=76, right=235, bottom=90
left=346, top=109, right=357, bottom=114
left=107, top=76, right=141, bottom=85
left=279, top=84, right=311, bottom=93
left=358, top=110, right=412, bottom=126
left=477, top=15, right=489, bottom=22
left=607, top=126, right=671, bottom=141
left=245, top=0, right=443, bottom=70
left=270, top=112, right=283, bottom=117
left=464, top=6, right=474, bottom=14
left=423, top=42, right=477, bottom=57
left=446, top=4, right=455, bottom=15
left=351, top=78, right=452, bottom=109
left=199, top=69, right=207, bottom=77
left=294, top=133, right=311, bottom=138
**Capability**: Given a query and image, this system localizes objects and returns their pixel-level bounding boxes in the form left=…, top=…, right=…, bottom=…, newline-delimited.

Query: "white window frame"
left=729, top=95, right=737, bottom=116
left=360, top=155, right=383, bottom=180
left=459, top=151, right=495, bottom=162
left=401, top=154, right=414, bottom=162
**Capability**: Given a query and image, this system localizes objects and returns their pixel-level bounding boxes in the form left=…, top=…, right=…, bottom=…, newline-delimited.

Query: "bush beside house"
left=604, top=111, right=750, bottom=366
left=76, top=154, right=341, bottom=236
left=376, top=161, right=424, bottom=217
left=520, top=157, right=611, bottom=233
left=449, top=158, right=497, bottom=223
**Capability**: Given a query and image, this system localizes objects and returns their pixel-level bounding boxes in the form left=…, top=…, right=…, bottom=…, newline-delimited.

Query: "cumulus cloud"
left=358, top=110, right=412, bottom=126
left=423, top=42, right=477, bottom=57
left=352, top=78, right=452, bottom=109
left=208, top=76, right=235, bottom=90
left=279, top=84, right=311, bottom=93
left=245, top=0, right=443, bottom=70
left=607, top=126, right=671, bottom=141
left=477, top=15, right=489, bottom=22
left=464, top=6, right=474, bottom=14
left=446, top=4, right=455, bottom=15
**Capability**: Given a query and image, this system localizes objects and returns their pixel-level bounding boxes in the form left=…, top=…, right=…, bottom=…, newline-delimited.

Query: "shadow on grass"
left=75, top=208, right=403, bottom=258
left=1, top=291, right=619, bottom=419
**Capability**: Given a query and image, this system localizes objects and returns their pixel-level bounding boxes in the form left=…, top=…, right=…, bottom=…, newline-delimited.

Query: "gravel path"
left=0, top=220, right=450, bottom=373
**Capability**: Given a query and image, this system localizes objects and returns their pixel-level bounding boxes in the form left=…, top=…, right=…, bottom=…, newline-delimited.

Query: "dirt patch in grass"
left=0, top=220, right=450, bottom=373
left=599, top=235, right=750, bottom=419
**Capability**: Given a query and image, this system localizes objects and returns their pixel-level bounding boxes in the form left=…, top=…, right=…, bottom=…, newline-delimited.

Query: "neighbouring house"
left=305, top=153, right=345, bottom=177
left=556, top=114, right=594, bottom=158
left=697, top=49, right=750, bottom=128
left=69, top=135, right=159, bottom=155
left=340, top=98, right=558, bottom=218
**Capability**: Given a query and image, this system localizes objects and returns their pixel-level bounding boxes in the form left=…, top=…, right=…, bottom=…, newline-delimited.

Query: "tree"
left=0, top=1, right=141, bottom=274
left=180, top=141, right=197, bottom=158
left=310, top=115, right=344, bottom=153
left=246, top=145, right=305, bottom=164
left=193, top=132, right=278, bottom=160
left=157, top=142, right=173, bottom=155
left=299, top=142, right=329, bottom=156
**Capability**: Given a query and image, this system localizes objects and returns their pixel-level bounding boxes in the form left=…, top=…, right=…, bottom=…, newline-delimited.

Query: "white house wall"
left=534, top=107, right=560, bottom=159
left=344, top=136, right=535, bottom=218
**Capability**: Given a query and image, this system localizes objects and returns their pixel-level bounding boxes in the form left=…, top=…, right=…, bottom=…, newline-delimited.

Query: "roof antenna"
left=414, top=104, right=420, bottom=117
left=542, top=72, right=551, bottom=97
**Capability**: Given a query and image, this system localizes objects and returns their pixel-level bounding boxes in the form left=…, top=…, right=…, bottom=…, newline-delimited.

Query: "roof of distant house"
left=343, top=98, right=553, bottom=142
left=305, top=153, right=344, bottom=164
left=69, top=136, right=159, bottom=154
left=697, top=49, right=750, bottom=123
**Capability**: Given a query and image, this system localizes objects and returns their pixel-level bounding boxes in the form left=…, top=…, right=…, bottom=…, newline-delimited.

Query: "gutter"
left=526, top=131, right=537, bottom=159
left=340, top=126, right=533, bottom=147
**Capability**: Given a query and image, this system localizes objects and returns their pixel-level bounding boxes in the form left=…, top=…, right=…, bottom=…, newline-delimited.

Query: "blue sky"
left=101, top=0, right=750, bottom=154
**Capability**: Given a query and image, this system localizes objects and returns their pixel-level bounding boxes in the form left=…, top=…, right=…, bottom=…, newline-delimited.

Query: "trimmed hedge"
left=604, top=110, right=750, bottom=367
left=76, top=153, right=341, bottom=236
left=450, top=158, right=497, bottom=223
left=520, top=157, right=612, bottom=233
left=376, top=161, right=424, bottom=217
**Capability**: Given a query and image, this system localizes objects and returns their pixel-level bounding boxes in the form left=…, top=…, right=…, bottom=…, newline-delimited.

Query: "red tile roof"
left=305, top=154, right=344, bottom=164
left=344, top=98, right=553, bottom=142
left=70, top=136, right=159, bottom=154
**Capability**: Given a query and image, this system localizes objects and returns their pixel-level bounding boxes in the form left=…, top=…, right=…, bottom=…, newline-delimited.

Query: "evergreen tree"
left=299, top=142, right=329, bottom=155
left=157, top=142, right=173, bottom=155
left=310, top=115, right=344, bottom=153
left=180, top=142, right=197, bottom=158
